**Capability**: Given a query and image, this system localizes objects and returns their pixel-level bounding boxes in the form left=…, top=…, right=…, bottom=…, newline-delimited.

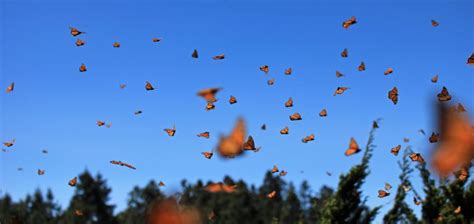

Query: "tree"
left=258, top=171, right=286, bottom=223
left=117, top=181, right=165, bottom=224
left=281, top=183, right=303, bottom=224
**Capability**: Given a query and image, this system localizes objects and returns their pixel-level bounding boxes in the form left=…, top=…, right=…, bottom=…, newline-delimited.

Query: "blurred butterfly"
left=429, top=132, right=439, bottom=143
left=280, top=127, right=289, bottom=135
left=159, top=181, right=165, bottom=187
left=110, top=160, right=136, bottom=169
left=391, top=145, right=401, bottom=156
left=289, top=113, right=302, bottom=121
left=192, top=49, right=198, bottom=58
left=243, top=136, right=260, bottom=152
left=206, top=102, right=215, bottom=111
left=378, top=190, right=390, bottom=198
left=120, top=84, right=126, bottom=89
left=74, top=210, right=83, bottom=216
left=113, top=42, right=120, bottom=48
left=229, top=95, right=237, bottom=104
left=145, top=81, right=155, bottom=91
left=79, top=63, right=87, bottom=72
left=457, top=166, right=468, bottom=182
left=403, top=185, right=411, bottom=192
left=284, top=68, right=292, bottom=75
left=205, top=183, right=236, bottom=193
left=267, top=78, right=275, bottom=85
left=267, top=190, right=276, bottom=199
left=164, top=125, right=176, bottom=137
left=419, top=129, right=426, bottom=135
left=75, top=39, right=85, bottom=46
left=409, top=153, right=425, bottom=163
left=152, top=38, right=162, bottom=42
left=388, top=87, right=398, bottom=105
left=302, top=134, right=315, bottom=143
left=212, top=54, right=225, bottom=60
left=333, top=87, right=349, bottom=96
left=336, top=70, right=344, bottom=78
left=431, top=75, right=439, bottom=83
left=384, top=68, right=393, bottom=75
left=134, top=110, right=142, bottom=115
left=271, top=165, right=279, bottom=173
left=384, top=183, right=392, bottom=191
left=403, top=138, right=410, bottom=143
left=451, top=103, right=466, bottom=113
left=202, top=151, right=213, bottom=159
left=208, top=211, right=216, bottom=221
left=6, top=82, right=14, bottom=93
left=345, top=138, right=361, bottom=156
left=197, top=88, right=222, bottom=103
left=341, top=48, right=348, bottom=58
left=106, top=123, right=112, bottom=128
left=414, top=196, right=422, bottom=206
left=37, top=169, right=45, bottom=175
left=454, top=206, right=461, bottom=214
left=69, top=177, right=77, bottom=187
left=3, top=139, right=15, bottom=147
left=42, top=149, right=48, bottom=154
left=358, top=62, right=365, bottom=71
left=69, top=27, right=85, bottom=36
left=437, top=86, right=451, bottom=102
left=342, top=16, right=357, bottom=29
left=467, top=53, right=474, bottom=65
left=326, top=171, right=332, bottom=176
left=431, top=19, right=439, bottom=27
left=319, top=109, right=327, bottom=117
left=261, top=124, right=266, bottom=130
left=285, top=97, right=293, bottom=107
left=216, top=118, right=246, bottom=158
left=197, top=132, right=210, bottom=139
left=279, top=170, right=288, bottom=176
left=260, top=65, right=269, bottom=74
left=373, top=121, right=379, bottom=129
left=17, top=167, right=23, bottom=171
left=97, top=121, right=106, bottom=127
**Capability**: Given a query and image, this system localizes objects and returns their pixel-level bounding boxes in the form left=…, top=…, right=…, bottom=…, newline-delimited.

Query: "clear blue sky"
left=1, top=0, right=473, bottom=221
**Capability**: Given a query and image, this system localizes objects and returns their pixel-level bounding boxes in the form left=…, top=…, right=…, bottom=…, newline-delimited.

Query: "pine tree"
left=258, top=171, right=286, bottom=223
left=281, top=183, right=303, bottom=224
left=417, top=162, right=445, bottom=222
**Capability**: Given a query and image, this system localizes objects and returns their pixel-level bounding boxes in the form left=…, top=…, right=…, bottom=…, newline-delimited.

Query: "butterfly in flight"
left=390, top=145, right=401, bottom=156
left=384, top=68, right=393, bottom=75
left=302, top=134, right=315, bottom=143
left=378, top=190, right=390, bottom=198
left=431, top=19, right=439, bottom=27
left=69, top=177, right=77, bottom=187
left=164, top=125, right=176, bottom=137
left=79, top=63, right=87, bottom=72
left=216, top=118, right=246, bottom=158
left=285, top=97, right=294, bottom=107
left=345, top=138, right=361, bottom=156
left=145, top=81, right=155, bottom=91
left=229, top=95, right=237, bottom=104
left=437, top=87, right=451, bottom=102
left=197, top=132, right=210, bottom=139
left=334, top=87, right=349, bottom=96
left=358, top=62, right=366, bottom=71
left=75, top=39, right=85, bottom=46
left=342, top=16, right=357, bottom=29
left=289, top=113, right=302, bottom=121
left=284, top=68, right=292, bottom=75
left=260, top=65, right=269, bottom=74
left=212, top=54, right=225, bottom=60
left=192, top=49, right=198, bottom=58
left=280, top=127, right=289, bottom=135
left=113, top=42, right=121, bottom=48
left=5, top=82, right=14, bottom=93
left=388, top=87, right=399, bottom=104
left=319, top=109, right=327, bottom=117
left=69, top=27, right=86, bottom=36
left=341, top=48, right=348, bottom=58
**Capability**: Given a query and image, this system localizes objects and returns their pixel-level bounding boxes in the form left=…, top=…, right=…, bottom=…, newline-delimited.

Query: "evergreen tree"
left=258, top=171, right=286, bottom=223
left=280, top=183, right=303, bottom=224
left=417, top=162, right=445, bottom=222
left=308, top=185, right=334, bottom=223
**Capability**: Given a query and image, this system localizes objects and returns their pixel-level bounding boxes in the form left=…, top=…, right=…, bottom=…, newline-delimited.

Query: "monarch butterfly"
left=212, top=54, right=225, bottom=60
left=42, top=149, right=48, bottom=154
left=197, top=132, right=210, bottom=139
left=284, top=68, right=292, bottom=75
left=280, top=126, right=289, bottom=135
left=164, top=125, right=176, bottom=137
left=69, top=177, right=77, bottom=187
left=113, top=42, right=120, bottom=48
left=205, top=183, right=236, bottom=193
left=79, top=63, right=87, bottom=72
left=261, top=124, right=266, bottom=130
left=467, top=53, right=474, bottom=65
left=37, top=169, right=45, bottom=175
left=216, top=118, right=246, bottom=158
left=457, top=166, right=468, bottom=182
left=145, top=81, right=155, bottom=91
left=3, top=139, right=15, bottom=147
left=336, top=70, right=344, bottom=78
left=267, top=190, right=276, bottom=199
left=17, top=167, right=23, bottom=171
left=419, top=129, right=426, bottom=135
left=319, top=109, right=327, bottom=117
left=75, top=39, right=85, bottom=46
left=334, top=87, right=349, bottom=96
left=341, top=48, right=348, bottom=58
left=455, top=103, right=466, bottom=113
left=414, top=196, right=422, bottom=205
left=206, top=102, right=215, bottom=111
left=454, top=206, right=461, bottom=214
left=358, top=62, right=366, bottom=71
left=345, top=138, right=361, bottom=156
left=279, top=170, right=288, bottom=176
left=431, top=75, right=439, bottom=83
left=202, top=151, right=213, bottom=159
left=74, top=210, right=83, bottom=216
left=119, top=84, right=126, bottom=89
left=342, top=16, right=357, bottom=29
left=267, top=78, right=275, bottom=85
left=437, top=86, right=451, bottom=102
left=69, top=27, right=85, bottom=36
left=271, top=165, right=279, bottom=173
left=97, top=121, right=106, bottom=126
left=378, top=190, right=390, bottom=198
left=208, top=211, right=216, bottom=221
left=409, top=153, right=425, bottom=163
left=429, top=132, right=439, bottom=143
left=260, top=65, right=269, bottom=74
left=403, top=138, right=410, bottom=143
left=105, top=123, right=112, bottom=128
left=243, top=136, right=260, bottom=152
left=229, top=95, right=237, bottom=104
left=134, top=110, right=142, bottom=115
left=159, top=181, right=165, bottom=187
left=197, top=88, right=222, bottom=103
left=302, top=134, right=315, bottom=143
left=6, top=82, right=14, bottom=93
left=326, top=171, right=332, bottom=176
left=373, top=121, right=379, bottom=129
left=431, top=19, right=439, bottom=27
left=152, top=38, right=162, bottom=42
left=384, top=183, right=392, bottom=191
left=192, top=49, right=198, bottom=58
left=391, top=145, right=401, bottom=156
left=285, top=97, right=293, bottom=107
left=110, top=160, right=136, bottom=169
left=388, top=87, right=398, bottom=105
left=384, top=68, right=393, bottom=75
left=289, top=113, right=302, bottom=121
